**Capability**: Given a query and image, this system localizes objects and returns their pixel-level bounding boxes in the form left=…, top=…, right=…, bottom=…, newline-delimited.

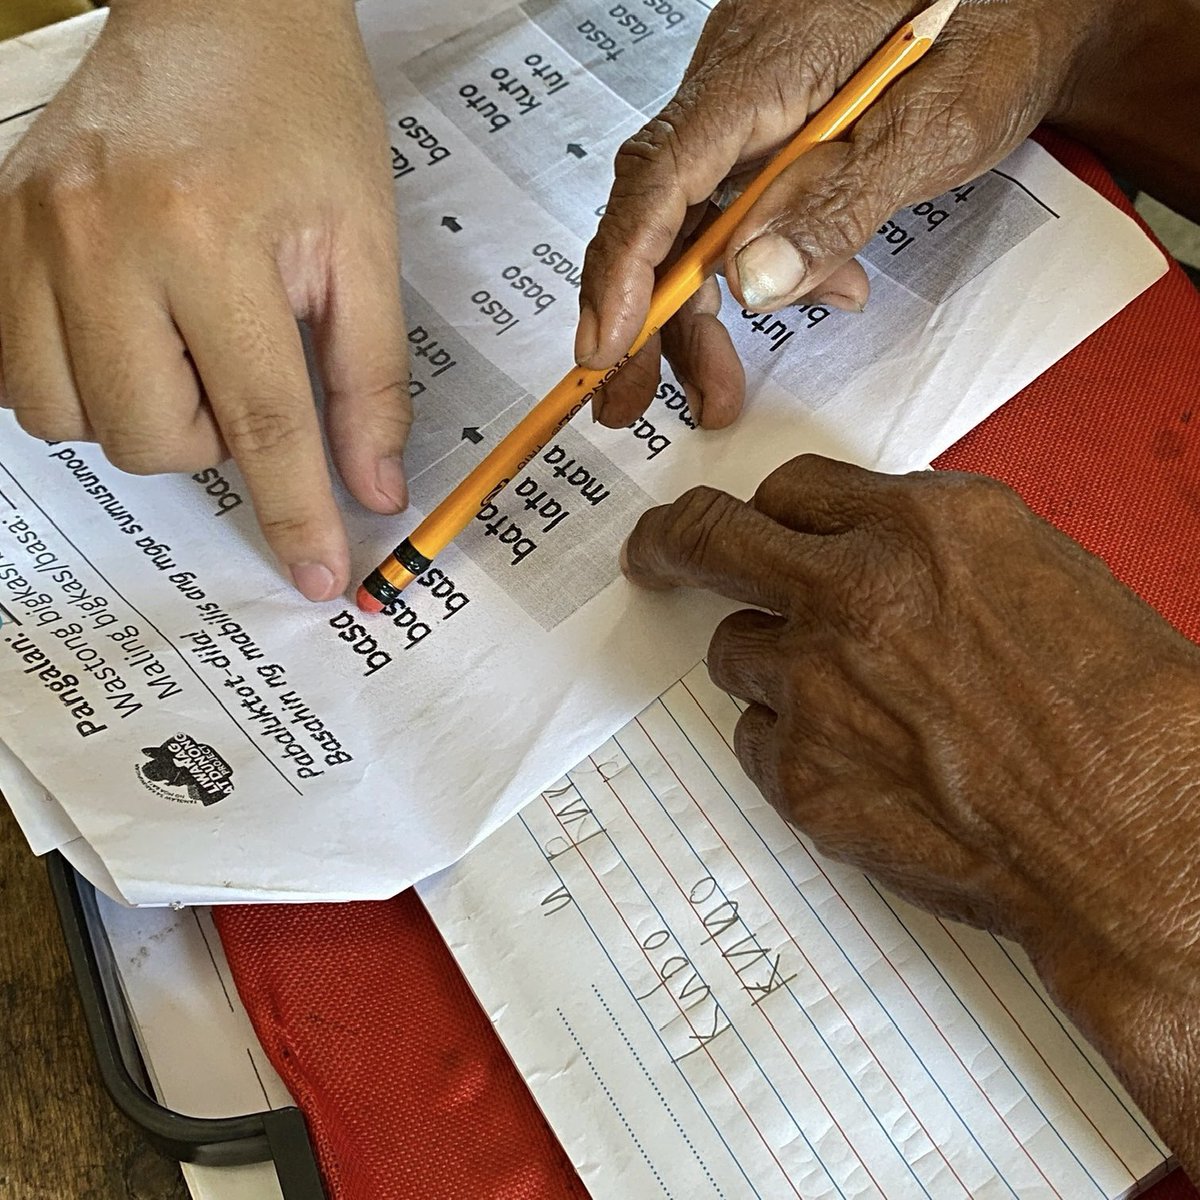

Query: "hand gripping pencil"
left=357, top=0, right=961, bottom=613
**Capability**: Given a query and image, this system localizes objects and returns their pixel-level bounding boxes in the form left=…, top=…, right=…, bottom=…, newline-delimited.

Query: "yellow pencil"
left=357, top=0, right=960, bottom=612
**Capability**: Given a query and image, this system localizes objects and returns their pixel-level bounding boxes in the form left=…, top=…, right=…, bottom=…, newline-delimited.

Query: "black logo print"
left=137, top=733, right=234, bottom=806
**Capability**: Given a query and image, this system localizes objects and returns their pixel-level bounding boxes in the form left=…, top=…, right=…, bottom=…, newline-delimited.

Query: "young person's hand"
left=0, top=0, right=409, bottom=601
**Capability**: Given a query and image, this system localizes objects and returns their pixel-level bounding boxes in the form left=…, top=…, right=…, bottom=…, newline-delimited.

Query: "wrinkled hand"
left=624, top=456, right=1200, bottom=1162
left=0, top=0, right=408, bottom=601
left=576, top=0, right=1130, bottom=429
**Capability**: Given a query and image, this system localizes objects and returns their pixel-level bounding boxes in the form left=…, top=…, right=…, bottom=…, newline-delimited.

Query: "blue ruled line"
left=668, top=679, right=1111, bottom=1197
left=592, top=983, right=727, bottom=1200
left=867, top=880, right=1108, bottom=1199
left=559, top=1008, right=674, bottom=1198
left=988, top=936, right=1166, bottom=1163
left=519, top=812, right=771, bottom=1199
left=538, top=783, right=849, bottom=1200
left=655, top=690, right=1019, bottom=1199
left=612, top=725, right=937, bottom=1200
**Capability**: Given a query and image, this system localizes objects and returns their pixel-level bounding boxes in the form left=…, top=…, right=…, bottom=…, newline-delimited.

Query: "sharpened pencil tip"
left=909, top=0, right=961, bottom=42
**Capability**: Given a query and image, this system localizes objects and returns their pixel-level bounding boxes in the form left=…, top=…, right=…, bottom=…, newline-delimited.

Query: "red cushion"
left=215, top=131, right=1200, bottom=1200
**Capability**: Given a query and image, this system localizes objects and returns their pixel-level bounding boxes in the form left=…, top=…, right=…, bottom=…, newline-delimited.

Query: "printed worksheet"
left=420, top=664, right=1171, bottom=1199
left=0, top=0, right=1166, bottom=903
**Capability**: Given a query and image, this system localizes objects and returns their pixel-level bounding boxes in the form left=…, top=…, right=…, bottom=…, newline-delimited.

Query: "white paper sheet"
left=420, top=664, right=1173, bottom=1199
left=0, top=0, right=1166, bottom=904
left=98, top=897, right=292, bottom=1200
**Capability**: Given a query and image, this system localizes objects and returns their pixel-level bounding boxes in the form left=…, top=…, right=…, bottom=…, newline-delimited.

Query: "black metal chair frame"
left=46, top=851, right=327, bottom=1200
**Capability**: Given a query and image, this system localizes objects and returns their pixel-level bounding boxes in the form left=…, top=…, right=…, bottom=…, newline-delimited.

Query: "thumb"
left=726, top=67, right=1001, bottom=313
left=315, top=219, right=413, bottom=515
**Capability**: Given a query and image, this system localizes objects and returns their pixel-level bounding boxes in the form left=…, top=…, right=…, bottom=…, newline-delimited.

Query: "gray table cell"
left=414, top=423, right=651, bottom=628
left=528, top=121, right=640, bottom=239
left=402, top=288, right=533, bottom=481
left=860, top=171, right=1054, bottom=305
left=719, top=275, right=930, bottom=414
left=404, top=7, right=636, bottom=190
left=522, top=0, right=706, bottom=111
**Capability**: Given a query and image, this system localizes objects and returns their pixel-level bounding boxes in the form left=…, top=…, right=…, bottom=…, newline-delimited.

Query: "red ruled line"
left=936, top=919, right=1136, bottom=1183
left=539, top=789, right=809, bottom=1200
left=594, top=748, right=896, bottom=1200
left=628, top=715, right=964, bottom=1200
left=676, top=675, right=1065, bottom=1200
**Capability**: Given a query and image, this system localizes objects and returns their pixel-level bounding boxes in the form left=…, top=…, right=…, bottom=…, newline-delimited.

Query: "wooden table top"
left=0, top=797, right=190, bottom=1200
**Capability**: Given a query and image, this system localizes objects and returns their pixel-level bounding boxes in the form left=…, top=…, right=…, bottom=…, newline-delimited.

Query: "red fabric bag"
left=216, top=132, right=1200, bottom=1199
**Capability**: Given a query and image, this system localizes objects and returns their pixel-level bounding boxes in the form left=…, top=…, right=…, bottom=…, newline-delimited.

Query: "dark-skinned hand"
left=623, top=455, right=1200, bottom=1172
left=575, top=0, right=1148, bottom=429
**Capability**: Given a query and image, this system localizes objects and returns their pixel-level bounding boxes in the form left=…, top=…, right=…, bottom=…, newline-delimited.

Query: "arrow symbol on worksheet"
left=566, top=143, right=587, bottom=159
left=441, top=215, right=462, bottom=232
left=461, top=427, right=483, bottom=444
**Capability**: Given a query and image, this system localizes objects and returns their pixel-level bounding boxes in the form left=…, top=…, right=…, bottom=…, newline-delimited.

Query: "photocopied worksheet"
left=0, top=0, right=1166, bottom=904
left=419, top=664, right=1172, bottom=1199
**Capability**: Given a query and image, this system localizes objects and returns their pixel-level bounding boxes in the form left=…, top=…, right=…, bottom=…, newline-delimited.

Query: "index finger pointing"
left=622, top=485, right=829, bottom=616
left=173, top=263, right=348, bottom=602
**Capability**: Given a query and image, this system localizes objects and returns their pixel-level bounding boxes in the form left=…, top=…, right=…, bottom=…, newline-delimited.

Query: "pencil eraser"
left=356, top=584, right=385, bottom=615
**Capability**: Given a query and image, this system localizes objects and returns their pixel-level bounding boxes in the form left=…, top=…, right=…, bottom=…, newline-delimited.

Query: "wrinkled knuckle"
left=783, top=177, right=880, bottom=263
left=706, top=619, right=737, bottom=687
left=754, top=454, right=837, bottom=517
left=257, top=510, right=317, bottom=546
left=15, top=404, right=82, bottom=443
left=801, top=44, right=842, bottom=104
left=103, top=430, right=168, bottom=476
left=962, top=470, right=1019, bottom=501
left=844, top=570, right=924, bottom=642
left=732, top=710, right=755, bottom=761
left=579, top=235, right=609, bottom=293
left=781, top=452, right=828, bottom=481
left=925, top=471, right=1021, bottom=533
left=151, top=171, right=224, bottom=241
left=733, top=709, right=776, bottom=781
left=220, top=406, right=303, bottom=459
left=25, top=166, right=93, bottom=210
left=612, top=107, right=694, bottom=203
left=5, top=136, right=102, bottom=226
left=664, top=484, right=734, bottom=568
left=934, top=99, right=988, bottom=171
left=961, top=473, right=1026, bottom=526
left=26, top=173, right=105, bottom=243
left=825, top=185, right=886, bottom=256
left=899, top=85, right=987, bottom=177
left=325, top=377, right=413, bottom=430
left=612, top=132, right=660, bottom=188
left=752, top=461, right=801, bottom=514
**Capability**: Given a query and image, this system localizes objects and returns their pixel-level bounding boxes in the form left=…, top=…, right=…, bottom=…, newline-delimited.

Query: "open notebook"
left=420, top=662, right=1171, bottom=1198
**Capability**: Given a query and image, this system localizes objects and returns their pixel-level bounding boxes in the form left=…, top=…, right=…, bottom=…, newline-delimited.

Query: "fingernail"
left=591, top=393, right=605, bottom=424
left=735, top=235, right=806, bottom=310
left=811, top=290, right=866, bottom=314
left=575, top=305, right=599, bottom=365
left=290, top=563, right=338, bottom=602
left=618, top=537, right=630, bottom=576
left=376, top=455, right=408, bottom=511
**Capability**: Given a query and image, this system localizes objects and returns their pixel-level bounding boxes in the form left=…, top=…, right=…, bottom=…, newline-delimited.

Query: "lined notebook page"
left=420, top=662, right=1170, bottom=1199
